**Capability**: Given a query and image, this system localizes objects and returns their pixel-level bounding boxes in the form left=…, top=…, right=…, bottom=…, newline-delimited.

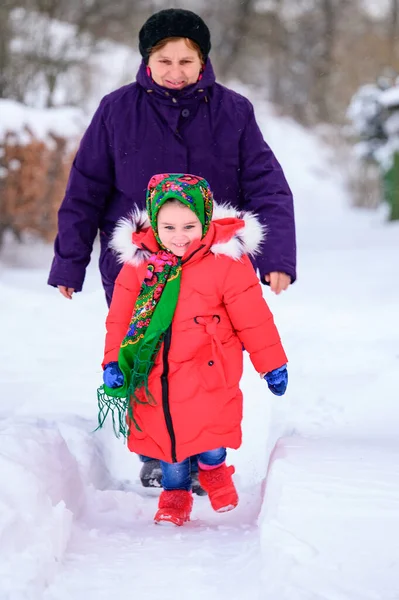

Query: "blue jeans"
left=140, top=453, right=199, bottom=473
left=160, top=447, right=227, bottom=491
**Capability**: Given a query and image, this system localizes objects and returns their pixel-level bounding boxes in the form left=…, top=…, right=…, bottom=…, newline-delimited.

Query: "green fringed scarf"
left=97, top=173, right=214, bottom=437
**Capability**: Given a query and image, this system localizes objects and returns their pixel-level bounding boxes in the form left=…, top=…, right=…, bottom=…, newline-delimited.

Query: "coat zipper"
left=181, top=244, right=205, bottom=265
left=161, top=325, right=177, bottom=462
left=155, top=245, right=205, bottom=463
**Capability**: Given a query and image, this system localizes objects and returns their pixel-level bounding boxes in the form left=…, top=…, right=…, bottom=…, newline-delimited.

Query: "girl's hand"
left=261, top=365, right=288, bottom=396
left=58, top=285, right=75, bottom=299
left=264, top=272, right=291, bottom=294
left=103, top=362, right=124, bottom=388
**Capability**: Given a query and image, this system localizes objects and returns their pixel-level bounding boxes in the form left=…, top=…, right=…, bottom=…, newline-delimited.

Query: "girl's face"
left=148, top=39, right=202, bottom=90
left=157, top=202, right=202, bottom=256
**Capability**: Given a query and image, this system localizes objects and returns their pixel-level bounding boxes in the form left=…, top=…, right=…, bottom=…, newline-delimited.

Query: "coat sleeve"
left=222, top=256, right=288, bottom=374
left=48, top=97, right=115, bottom=292
left=102, top=264, right=141, bottom=367
left=239, top=103, right=297, bottom=283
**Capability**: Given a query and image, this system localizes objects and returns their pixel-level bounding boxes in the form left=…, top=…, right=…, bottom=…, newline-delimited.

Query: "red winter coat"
left=103, top=205, right=287, bottom=463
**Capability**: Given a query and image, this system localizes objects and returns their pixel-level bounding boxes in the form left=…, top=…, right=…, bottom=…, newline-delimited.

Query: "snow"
left=380, top=85, right=399, bottom=108
left=361, top=0, right=391, bottom=19
left=0, top=100, right=85, bottom=146
left=84, top=41, right=141, bottom=115
left=1, top=85, right=399, bottom=600
left=347, top=80, right=399, bottom=170
left=347, top=84, right=383, bottom=139
left=260, top=438, right=399, bottom=599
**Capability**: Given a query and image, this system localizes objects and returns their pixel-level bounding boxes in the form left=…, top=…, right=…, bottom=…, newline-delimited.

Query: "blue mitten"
left=264, top=365, right=288, bottom=396
left=103, top=362, right=124, bottom=388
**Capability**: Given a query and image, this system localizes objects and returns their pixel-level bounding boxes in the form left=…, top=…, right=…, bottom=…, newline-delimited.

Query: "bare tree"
left=311, top=0, right=337, bottom=122
left=0, top=1, right=21, bottom=99
left=388, top=0, right=399, bottom=62
left=216, top=0, right=256, bottom=76
left=2, top=0, right=146, bottom=108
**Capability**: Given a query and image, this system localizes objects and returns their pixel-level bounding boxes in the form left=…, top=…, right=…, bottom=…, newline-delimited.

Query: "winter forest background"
left=2, top=0, right=399, bottom=247
left=3, top=0, right=399, bottom=120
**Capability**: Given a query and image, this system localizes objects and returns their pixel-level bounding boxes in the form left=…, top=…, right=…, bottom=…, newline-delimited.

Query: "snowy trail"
left=44, top=483, right=264, bottom=600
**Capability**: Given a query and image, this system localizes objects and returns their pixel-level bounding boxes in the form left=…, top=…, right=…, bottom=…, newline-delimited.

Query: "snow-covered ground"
left=1, top=90, right=399, bottom=600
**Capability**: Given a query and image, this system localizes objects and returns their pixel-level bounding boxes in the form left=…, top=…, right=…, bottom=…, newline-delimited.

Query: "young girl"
left=98, top=173, right=288, bottom=526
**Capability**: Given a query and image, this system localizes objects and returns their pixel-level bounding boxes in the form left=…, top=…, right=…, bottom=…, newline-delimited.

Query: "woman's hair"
left=150, top=37, right=204, bottom=64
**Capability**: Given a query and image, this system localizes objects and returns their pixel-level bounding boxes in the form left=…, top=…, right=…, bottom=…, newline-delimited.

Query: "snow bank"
left=0, top=415, right=120, bottom=599
left=251, top=88, right=399, bottom=598
left=259, top=437, right=399, bottom=599
left=0, top=419, right=80, bottom=598
left=0, top=99, right=84, bottom=146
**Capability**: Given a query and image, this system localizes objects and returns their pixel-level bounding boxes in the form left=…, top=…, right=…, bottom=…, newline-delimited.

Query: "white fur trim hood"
left=109, top=203, right=266, bottom=266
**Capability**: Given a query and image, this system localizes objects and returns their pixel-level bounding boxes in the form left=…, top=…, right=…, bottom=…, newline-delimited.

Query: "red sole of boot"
left=155, top=519, right=183, bottom=527
left=209, top=489, right=239, bottom=513
left=154, top=513, right=190, bottom=527
left=216, top=503, right=237, bottom=513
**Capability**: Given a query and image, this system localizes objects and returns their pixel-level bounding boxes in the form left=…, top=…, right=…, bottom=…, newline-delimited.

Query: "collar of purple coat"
left=135, top=59, right=216, bottom=104
left=109, top=204, right=266, bottom=267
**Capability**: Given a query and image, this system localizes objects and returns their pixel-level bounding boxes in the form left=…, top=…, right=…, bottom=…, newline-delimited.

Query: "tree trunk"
left=268, top=4, right=287, bottom=107
left=0, top=6, right=11, bottom=99
left=218, top=0, right=255, bottom=76
left=313, top=0, right=336, bottom=122
left=388, top=0, right=399, bottom=63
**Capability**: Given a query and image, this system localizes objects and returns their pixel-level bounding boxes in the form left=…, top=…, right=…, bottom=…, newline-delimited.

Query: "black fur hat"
left=139, top=9, right=211, bottom=63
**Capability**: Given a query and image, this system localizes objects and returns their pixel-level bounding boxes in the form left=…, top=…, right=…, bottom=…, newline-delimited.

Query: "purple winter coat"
left=48, top=60, right=296, bottom=304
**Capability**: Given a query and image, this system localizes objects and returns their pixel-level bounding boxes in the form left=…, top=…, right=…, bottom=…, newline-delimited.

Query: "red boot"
left=154, top=490, right=193, bottom=526
left=198, top=464, right=239, bottom=513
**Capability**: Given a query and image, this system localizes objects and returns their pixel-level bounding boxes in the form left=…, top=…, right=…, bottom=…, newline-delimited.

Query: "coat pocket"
left=196, top=347, right=227, bottom=392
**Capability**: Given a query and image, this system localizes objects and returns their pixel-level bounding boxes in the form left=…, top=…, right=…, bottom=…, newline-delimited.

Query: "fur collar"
left=109, top=204, right=265, bottom=266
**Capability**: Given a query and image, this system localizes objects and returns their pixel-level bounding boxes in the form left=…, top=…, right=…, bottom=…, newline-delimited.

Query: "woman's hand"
left=58, top=285, right=75, bottom=299
left=264, top=272, right=291, bottom=294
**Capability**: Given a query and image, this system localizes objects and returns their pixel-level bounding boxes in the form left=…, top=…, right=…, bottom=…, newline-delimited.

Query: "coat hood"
left=110, top=204, right=266, bottom=266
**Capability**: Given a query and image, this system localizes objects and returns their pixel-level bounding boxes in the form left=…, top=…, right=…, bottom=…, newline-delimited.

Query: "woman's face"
left=148, top=39, right=202, bottom=90
left=157, top=202, right=202, bottom=256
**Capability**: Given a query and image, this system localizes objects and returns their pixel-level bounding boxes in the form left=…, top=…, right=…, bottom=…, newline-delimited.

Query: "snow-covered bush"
left=347, top=78, right=399, bottom=219
left=0, top=8, right=141, bottom=247
left=347, top=79, right=399, bottom=171
left=347, top=83, right=386, bottom=163
left=0, top=100, right=84, bottom=247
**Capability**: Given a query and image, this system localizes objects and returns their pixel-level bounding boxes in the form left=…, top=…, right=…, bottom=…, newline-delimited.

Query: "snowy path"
left=2, top=99, right=399, bottom=599
left=44, top=484, right=264, bottom=600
